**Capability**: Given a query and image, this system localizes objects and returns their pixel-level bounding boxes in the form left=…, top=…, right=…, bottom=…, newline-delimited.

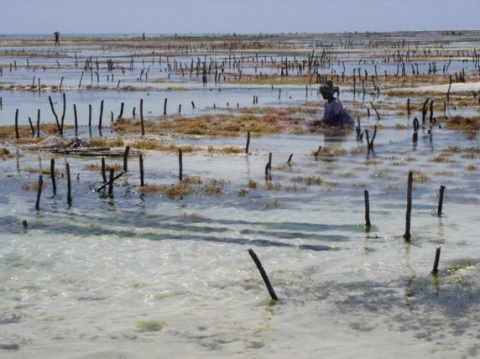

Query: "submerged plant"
left=89, top=137, right=125, bottom=148
left=0, top=147, right=14, bottom=159
left=21, top=182, right=42, bottom=191
left=247, top=179, right=258, bottom=189
left=412, top=169, right=430, bottom=182
left=203, top=178, right=229, bottom=196
left=136, top=320, right=165, bottom=332
left=83, top=163, right=122, bottom=172
left=264, top=182, right=282, bottom=191
left=264, top=198, right=280, bottom=208
left=23, top=166, right=52, bottom=175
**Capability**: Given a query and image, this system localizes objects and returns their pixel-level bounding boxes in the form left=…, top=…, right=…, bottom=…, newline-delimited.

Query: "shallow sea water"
left=1, top=33, right=480, bottom=358
left=1, top=126, right=479, bottom=358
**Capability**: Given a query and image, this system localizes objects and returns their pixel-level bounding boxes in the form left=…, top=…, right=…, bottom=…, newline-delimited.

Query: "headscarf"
left=319, top=80, right=339, bottom=94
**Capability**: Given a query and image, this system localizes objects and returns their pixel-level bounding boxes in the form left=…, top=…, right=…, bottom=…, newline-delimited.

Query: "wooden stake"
left=98, top=100, right=104, bottom=130
left=421, top=98, right=429, bottom=124
left=60, top=92, right=66, bottom=136
left=447, top=75, right=452, bottom=102
left=356, top=118, right=362, bottom=140
left=118, top=102, right=124, bottom=119
left=15, top=109, right=19, bottom=139
left=139, top=154, right=145, bottom=187
left=123, top=146, right=130, bottom=172
left=353, top=69, right=356, bottom=93
left=50, top=158, right=56, bottom=196
left=245, top=131, right=251, bottom=154
left=412, top=117, right=419, bottom=143
left=265, top=152, right=272, bottom=181
left=366, top=125, right=377, bottom=153
left=88, top=104, right=92, bottom=128
left=432, top=246, right=441, bottom=274
left=35, top=175, right=43, bottom=211
left=369, top=101, right=380, bottom=120
left=364, top=190, right=371, bottom=228
left=28, top=117, right=34, bottom=137
left=78, top=71, right=84, bottom=88
left=66, top=162, right=72, bottom=206
left=101, top=157, right=107, bottom=183
left=248, top=249, right=278, bottom=301
left=437, top=185, right=446, bottom=217
left=429, top=99, right=434, bottom=125
left=403, top=171, right=413, bottom=241
left=178, top=149, right=183, bottom=181
left=73, top=104, right=78, bottom=134
left=108, top=169, right=114, bottom=197
left=140, top=99, right=145, bottom=136
left=36, top=109, right=40, bottom=138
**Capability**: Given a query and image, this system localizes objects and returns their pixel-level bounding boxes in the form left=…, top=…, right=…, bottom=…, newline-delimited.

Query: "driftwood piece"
left=51, top=147, right=141, bottom=157
left=20, top=136, right=142, bottom=157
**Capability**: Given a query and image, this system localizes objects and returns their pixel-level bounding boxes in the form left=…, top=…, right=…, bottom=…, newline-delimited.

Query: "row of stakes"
left=13, top=91, right=292, bottom=141
left=4, top=65, right=455, bottom=302
left=28, top=129, right=447, bottom=302
left=13, top=95, right=205, bottom=140
left=11, top=92, right=437, bottom=149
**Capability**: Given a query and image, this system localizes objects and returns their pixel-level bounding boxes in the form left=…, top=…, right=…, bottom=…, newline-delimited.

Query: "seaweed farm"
left=0, top=31, right=480, bottom=358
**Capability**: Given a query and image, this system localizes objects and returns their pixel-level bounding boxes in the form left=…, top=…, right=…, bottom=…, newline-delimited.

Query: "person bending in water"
left=313, top=80, right=354, bottom=128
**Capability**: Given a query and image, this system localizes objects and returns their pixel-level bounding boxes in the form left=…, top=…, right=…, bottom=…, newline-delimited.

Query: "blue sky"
left=1, top=0, right=478, bottom=35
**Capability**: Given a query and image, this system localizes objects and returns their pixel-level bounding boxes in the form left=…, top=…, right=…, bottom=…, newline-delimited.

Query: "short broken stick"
left=432, top=247, right=441, bottom=274
left=96, top=171, right=124, bottom=192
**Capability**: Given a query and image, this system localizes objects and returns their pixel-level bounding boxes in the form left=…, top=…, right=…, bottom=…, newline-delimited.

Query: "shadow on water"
left=239, top=228, right=349, bottom=242
left=12, top=203, right=363, bottom=239
left=0, top=216, right=29, bottom=235
left=9, top=207, right=361, bottom=251
left=284, top=271, right=480, bottom=339
left=323, top=132, right=349, bottom=151
left=23, top=220, right=335, bottom=252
